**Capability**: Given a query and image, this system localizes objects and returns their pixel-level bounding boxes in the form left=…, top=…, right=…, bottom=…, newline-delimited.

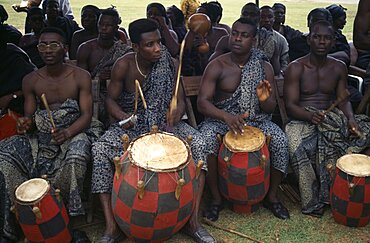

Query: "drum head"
left=15, top=178, right=50, bottom=204
left=128, top=132, right=190, bottom=172
left=337, top=154, right=370, bottom=177
left=223, top=126, right=265, bottom=152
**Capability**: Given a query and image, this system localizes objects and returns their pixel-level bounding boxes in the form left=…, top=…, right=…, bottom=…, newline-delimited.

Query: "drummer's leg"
left=91, top=126, right=128, bottom=238
left=257, top=121, right=290, bottom=219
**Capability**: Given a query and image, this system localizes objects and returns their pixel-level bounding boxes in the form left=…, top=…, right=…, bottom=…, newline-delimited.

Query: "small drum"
left=15, top=178, right=71, bottom=242
left=112, top=129, right=199, bottom=242
left=330, top=154, right=370, bottom=227
left=218, top=126, right=270, bottom=214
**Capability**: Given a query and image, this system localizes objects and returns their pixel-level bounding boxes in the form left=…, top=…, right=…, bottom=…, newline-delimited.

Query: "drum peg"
left=259, top=154, right=267, bottom=169
left=113, top=157, right=122, bottom=180
left=349, top=182, right=355, bottom=196
left=346, top=148, right=353, bottom=154
left=24, top=239, right=29, bottom=243
left=196, top=160, right=204, bottom=178
left=175, top=178, right=186, bottom=200
left=224, top=156, right=231, bottom=167
left=137, top=180, right=145, bottom=200
left=266, top=134, right=272, bottom=148
left=32, top=206, right=42, bottom=220
left=186, top=135, right=193, bottom=145
left=216, top=134, right=222, bottom=144
left=326, top=163, right=335, bottom=178
left=120, top=134, right=130, bottom=151
left=55, top=189, right=61, bottom=202
left=41, top=174, right=48, bottom=180
left=10, top=205, right=19, bottom=220
left=150, top=125, right=159, bottom=134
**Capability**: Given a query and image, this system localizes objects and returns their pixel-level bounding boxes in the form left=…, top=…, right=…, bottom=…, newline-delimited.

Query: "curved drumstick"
left=40, top=94, right=56, bottom=130
left=135, top=80, right=147, bottom=110
left=170, top=40, right=186, bottom=113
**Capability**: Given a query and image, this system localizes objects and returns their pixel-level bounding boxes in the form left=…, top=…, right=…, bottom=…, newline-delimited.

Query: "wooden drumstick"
left=324, top=89, right=350, bottom=114
left=135, top=80, right=147, bottom=112
left=113, top=157, right=121, bottom=180
left=170, top=40, right=185, bottom=113
left=40, top=94, right=56, bottom=130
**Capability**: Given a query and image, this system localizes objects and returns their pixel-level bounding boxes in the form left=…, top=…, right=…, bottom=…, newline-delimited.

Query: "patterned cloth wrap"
left=286, top=106, right=370, bottom=214
left=92, top=45, right=207, bottom=194
left=199, top=48, right=289, bottom=174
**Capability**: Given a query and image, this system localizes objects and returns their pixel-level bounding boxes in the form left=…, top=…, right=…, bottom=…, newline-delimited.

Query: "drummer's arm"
left=197, top=60, right=226, bottom=121
left=105, top=57, right=130, bottom=121
left=259, top=61, right=276, bottom=114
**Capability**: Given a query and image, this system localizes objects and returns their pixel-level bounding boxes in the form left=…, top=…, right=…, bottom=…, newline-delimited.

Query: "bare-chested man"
left=0, top=27, right=103, bottom=241
left=198, top=18, right=290, bottom=221
left=285, top=20, right=370, bottom=217
left=91, top=18, right=215, bottom=243
left=69, top=5, right=100, bottom=60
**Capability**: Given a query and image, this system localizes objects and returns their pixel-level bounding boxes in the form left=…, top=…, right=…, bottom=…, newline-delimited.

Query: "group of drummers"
left=0, top=0, right=370, bottom=242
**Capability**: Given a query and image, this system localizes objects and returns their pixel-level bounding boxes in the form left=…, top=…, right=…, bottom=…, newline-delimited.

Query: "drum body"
left=15, top=178, right=71, bottom=243
left=112, top=131, right=197, bottom=242
left=330, top=154, right=370, bottom=227
left=218, top=126, right=270, bottom=214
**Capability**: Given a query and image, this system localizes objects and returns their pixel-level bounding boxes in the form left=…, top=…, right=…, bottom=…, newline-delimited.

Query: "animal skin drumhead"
left=15, top=178, right=49, bottom=203
left=223, top=126, right=265, bottom=152
left=337, top=154, right=370, bottom=177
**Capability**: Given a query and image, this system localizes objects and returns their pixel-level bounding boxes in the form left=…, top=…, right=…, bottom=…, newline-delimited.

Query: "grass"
left=2, top=0, right=358, bottom=40
left=3, top=0, right=368, bottom=242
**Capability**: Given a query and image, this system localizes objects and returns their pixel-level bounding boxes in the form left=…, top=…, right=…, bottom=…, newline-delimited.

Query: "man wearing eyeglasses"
left=0, top=27, right=103, bottom=241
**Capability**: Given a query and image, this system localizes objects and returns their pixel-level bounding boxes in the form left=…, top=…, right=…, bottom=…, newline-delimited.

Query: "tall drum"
left=112, top=130, right=198, bottom=242
left=218, top=126, right=270, bottom=214
left=15, top=178, right=71, bottom=243
left=330, top=154, right=370, bottom=227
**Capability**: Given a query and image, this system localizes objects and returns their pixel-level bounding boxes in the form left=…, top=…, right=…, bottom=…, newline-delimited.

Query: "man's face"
left=135, top=30, right=162, bottom=63
left=29, top=14, right=44, bottom=33
left=46, top=3, right=59, bottom=20
left=308, top=24, right=335, bottom=57
left=240, top=6, right=260, bottom=25
left=98, top=15, right=117, bottom=40
left=38, top=32, right=66, bottom=65
left=334, top=14, right=346, bottom=30
left=273, top=7, right=285, bottom=25
left=229, top=21, right=255, bottom=55
left=81, top=8, right=97, bottom=30
left=260, top=8, right=274, bottom=30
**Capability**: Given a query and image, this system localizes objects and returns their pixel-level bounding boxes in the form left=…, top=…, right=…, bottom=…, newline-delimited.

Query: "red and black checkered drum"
left=15, top=178, right=71, bottom=243
left=112, top=130, right=197, bottom=242
left=330, top=154, right=370, bottom=227
left=218, top=126, right=270, bottom=214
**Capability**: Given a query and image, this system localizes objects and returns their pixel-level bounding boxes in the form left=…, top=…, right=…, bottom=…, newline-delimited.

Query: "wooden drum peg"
left=41, top=174, right=48, bottom=180
left=326, top=162, right=335, bottom=179
left=216, top=134, right=222, bottom=144
left=55, top=189, right=61, bottom=201
left=150, top=125, right=159, bottom=134
left=113, top=157, right=122, bottom=180
left=196, top=160, right=204, bottom=178
left=259, top=154, right=267, bottom=169
left=349, top=182, right=355, bottom=197
left=266, top=134, right=272, bottom=148
left=120, top=134, right=130, bottom=151
left=175, top=178, right=186, bottom=200
left=137, top=180, right=145, bottom=200
left=186, top=135, right=193, bottom=145
left=32, top=206, right=42, bottom=219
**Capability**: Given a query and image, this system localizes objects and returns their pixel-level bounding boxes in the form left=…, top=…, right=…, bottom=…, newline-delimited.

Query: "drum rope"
left=166, top=171, right=179, bottom=184
left=346, top=174, right=362, bottom=188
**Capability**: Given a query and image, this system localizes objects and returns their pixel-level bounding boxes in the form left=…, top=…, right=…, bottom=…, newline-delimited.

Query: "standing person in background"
left=69, top=5, right=100, bottom=60
left=180, top=0, right=200, bottom=27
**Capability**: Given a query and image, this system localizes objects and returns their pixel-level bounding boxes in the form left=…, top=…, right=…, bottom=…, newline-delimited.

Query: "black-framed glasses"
left=37, top=42, right=63, bottom=52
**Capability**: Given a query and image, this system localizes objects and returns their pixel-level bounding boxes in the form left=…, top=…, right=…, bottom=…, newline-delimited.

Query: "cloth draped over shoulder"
left=90, top=41, right=133, bottom=79
left=0, top=99, right=103, bottom=240
left=286, top=107, right=370, bottom=213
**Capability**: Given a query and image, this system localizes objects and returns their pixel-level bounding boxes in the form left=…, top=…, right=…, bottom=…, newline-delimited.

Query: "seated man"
left=272, top=3, right=303, bottom=41
left=91, top=19, right=215, bottom=243
left=0, top=27, right=103, bottom=241
left=198, top=18, right=290, bottom=221
left=284, top=20, right=370, bottom=217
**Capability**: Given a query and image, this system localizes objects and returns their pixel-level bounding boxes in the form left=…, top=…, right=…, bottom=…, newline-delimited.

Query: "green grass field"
left=2, top=0, right=358, bottom=40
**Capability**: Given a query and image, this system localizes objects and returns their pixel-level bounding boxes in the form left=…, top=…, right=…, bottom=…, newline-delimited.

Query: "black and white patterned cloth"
left=198, top=48, right=289, bottom=174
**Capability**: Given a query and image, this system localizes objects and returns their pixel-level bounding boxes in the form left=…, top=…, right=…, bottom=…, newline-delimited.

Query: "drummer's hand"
left=223, top=112, right=249, bottom=135
left=311, top=111, right=326, bottom=125
left=256, top=80, right=272, bottom=102
left=348, top=118, right=361, bottom=136
left=16, top=117, right=33, bottom=134
left=51, top=128, right=71, bottom=145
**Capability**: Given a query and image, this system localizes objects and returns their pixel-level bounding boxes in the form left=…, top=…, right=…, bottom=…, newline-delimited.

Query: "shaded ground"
left=73, top=186, right=370, bottom=243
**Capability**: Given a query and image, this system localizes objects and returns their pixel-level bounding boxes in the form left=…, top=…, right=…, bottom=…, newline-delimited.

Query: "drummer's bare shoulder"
left=111, top=52, right=135, bottom=81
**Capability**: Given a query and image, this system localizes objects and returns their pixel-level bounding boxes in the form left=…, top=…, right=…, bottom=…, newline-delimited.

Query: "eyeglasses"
left=37, top=42, right=63, bottom=52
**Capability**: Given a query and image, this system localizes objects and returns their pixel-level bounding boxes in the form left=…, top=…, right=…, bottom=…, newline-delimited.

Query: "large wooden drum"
left=218, top=126, right=270, bottom=214
left=112, top=130, right=198, bottom=242
left=15, top=178, right=71, bottom=243
left=330, top=154, right=370, bottom=227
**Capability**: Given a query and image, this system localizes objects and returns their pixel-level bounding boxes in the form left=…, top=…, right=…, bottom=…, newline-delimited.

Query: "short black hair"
left=100, top=7, right=121, bottom=25
left=199, top=2, right=221, bottom=24
left=233, top=17, right=257, bottom=37
left=307, top=8, right=332, bottom=27
left=81, top=5, right=101, bottom=19
left=326, top=4, right=347, bottom=21
left=0, top=4, right=8, bottom=23
left=309, top=20, right=334, bottom=35
left=129, top=18, right=159, bottom=44
left=40, top=27, right=67, bottom=43
left=241, top=2, right=259, bottom=15
left=260, top=5, right=273, bottom=11
left=167, top=5, right=185, bottom=26
left=272, top=3, right=286, bottom=11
